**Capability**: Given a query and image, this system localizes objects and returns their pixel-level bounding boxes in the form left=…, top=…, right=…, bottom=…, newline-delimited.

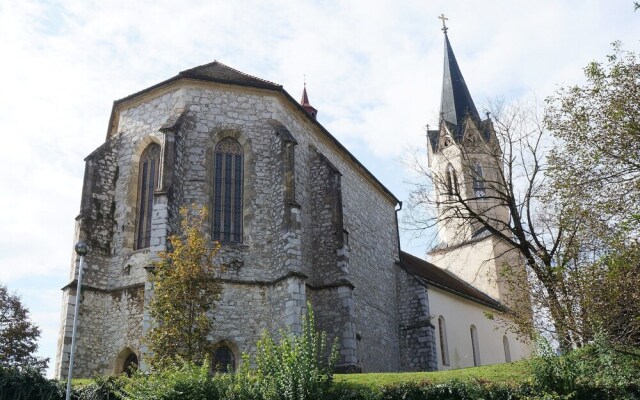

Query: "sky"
left=0, top=0, right=638, bottom=378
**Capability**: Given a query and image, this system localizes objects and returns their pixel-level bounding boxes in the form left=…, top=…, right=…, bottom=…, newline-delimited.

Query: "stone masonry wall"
left=58, top=80, right=405, bottom=377
left=396, top=269, right=437, bottom=371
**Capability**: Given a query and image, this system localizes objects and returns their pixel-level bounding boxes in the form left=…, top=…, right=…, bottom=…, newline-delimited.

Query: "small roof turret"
left=300, top=83, right=318, bottom=119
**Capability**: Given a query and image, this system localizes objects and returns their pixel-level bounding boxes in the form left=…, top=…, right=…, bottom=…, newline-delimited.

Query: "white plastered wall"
left=428, top=287, right=531, bottom=370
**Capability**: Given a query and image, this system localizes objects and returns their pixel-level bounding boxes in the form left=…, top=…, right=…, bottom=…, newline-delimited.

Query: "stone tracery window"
left=445, top=163, right=458, bottom=195
left=472, top=161, right=486, bottom=198
left=135, top=143, right=160, bottom=249
left=212, top=138, right=243, bottom=242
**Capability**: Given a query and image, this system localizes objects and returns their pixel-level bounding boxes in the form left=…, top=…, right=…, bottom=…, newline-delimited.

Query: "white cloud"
left=0, top=0, right=638, bottom=378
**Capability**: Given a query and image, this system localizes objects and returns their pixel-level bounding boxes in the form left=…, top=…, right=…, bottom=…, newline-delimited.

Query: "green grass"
left=335, top=360, right=531, bottom=389
left=71, top=378, right=96, bottom=387
left=69, top=361, right=532, bottom=390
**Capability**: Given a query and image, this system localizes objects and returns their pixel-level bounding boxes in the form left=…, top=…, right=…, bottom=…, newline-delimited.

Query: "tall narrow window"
left=472, top=162, right=486, bottom=198
left=445, top=163, right=457, bottom=195
left=213, top=138, right=243, bottom=242
left=503, top=335, right=511, bottom=363
left=438, top=316, right=450, bottom=366
left=135, top=143, right=160, bottom=249
left=470, top=325, right=481, bottom=366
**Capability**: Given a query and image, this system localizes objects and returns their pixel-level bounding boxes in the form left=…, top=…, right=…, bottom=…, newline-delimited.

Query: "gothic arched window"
left=470, top=325, right=481, bottom=366
left=472, top=162, right=486, bottom=198
left=135, top=143, right=160, bottom=249
left=438, top=316, right=450, bottom=366
left=503, top=335, right=511, bottom=363
left=212, top=345, right=236, bottom=373
left=445, top=163, right=458, bottom=195
left=212, top=138, right=243, bottom=242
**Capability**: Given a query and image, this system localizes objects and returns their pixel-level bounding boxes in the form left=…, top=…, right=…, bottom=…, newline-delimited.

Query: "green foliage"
left=0, top=284, right=48, bottom=372
left=247, top=304, right=338, bottom=400
left=145, top=206, right=223, bottom=370
left=118, top=361, right=223, bottom=400
left=335, top=361, right=531, bottom=388
left=531, top=337, right=640, bottom=399
left=0, top=365, right=64, bottom=400
left=73, top=376, right=124, bottom=400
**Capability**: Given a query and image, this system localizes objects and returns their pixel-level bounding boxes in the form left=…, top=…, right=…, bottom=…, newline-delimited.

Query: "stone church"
left=56, top=29, right=530, bottom=378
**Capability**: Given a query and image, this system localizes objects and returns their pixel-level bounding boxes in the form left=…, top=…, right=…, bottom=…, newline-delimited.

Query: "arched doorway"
left=115, top=347, right=139, bottom=376
left=211, top=342, right=236, bottom=373
left=123, top=352, right=138, bottom=376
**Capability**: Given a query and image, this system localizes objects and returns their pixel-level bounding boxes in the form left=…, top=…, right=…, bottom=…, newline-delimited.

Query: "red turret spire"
left=300, top=82, right=318, bottom=119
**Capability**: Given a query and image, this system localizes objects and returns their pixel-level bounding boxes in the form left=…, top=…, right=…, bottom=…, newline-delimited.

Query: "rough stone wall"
left=58, top=81, right=406, bottom=377
left=396, top=268, right=437, bottom=371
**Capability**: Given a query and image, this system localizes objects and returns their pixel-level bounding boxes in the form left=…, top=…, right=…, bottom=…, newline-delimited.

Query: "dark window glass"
left=473, top=162, right=486, bottom=198
left=135, top=143, right=160, bottom=249
left=212, top=138, right=243, bottom=242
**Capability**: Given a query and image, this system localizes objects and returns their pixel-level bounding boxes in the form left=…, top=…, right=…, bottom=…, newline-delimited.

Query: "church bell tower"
left=426, top=19, right=514, bottom=301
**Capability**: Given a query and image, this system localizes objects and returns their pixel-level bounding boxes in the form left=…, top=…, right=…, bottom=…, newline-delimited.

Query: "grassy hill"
left=335, top=361, right=531, bottom=389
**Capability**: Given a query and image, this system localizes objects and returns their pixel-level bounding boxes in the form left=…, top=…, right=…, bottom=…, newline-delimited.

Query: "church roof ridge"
left=399, top=251, right=502, bottom=310
left=179, top=60, right=282, bottom=90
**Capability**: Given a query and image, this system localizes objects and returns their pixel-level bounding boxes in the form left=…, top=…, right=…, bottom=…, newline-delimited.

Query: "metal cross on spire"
left=438, top=13, right=448, bottom=33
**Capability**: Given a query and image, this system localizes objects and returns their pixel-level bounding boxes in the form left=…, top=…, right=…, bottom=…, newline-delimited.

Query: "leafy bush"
left=247, top=305, right=337, bottom=400
left=531, top=336, right=640, bottom=399
left=0, top=366, right=64, bottom=400
left=118, top=362, right=222, bottom=400
left=73, top=376, right=124, bottom=400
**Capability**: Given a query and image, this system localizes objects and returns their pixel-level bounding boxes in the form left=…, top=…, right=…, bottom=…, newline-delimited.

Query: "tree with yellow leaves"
left=145, top=205, right=222, bottom=370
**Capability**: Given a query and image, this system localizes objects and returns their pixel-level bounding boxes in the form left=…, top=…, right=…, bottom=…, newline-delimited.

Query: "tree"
left=145, top=205, right=223, bottom=369
left=546, top=43, right=640, bottom=234
left=0, top=284, right=48, bottom=371
left=406, top=99, right=608, bottom=351
left=545, top=44, right=640, bottom=347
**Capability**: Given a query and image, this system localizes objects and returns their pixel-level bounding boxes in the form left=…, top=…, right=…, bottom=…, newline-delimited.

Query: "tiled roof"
left=399, top=251, right=502, bottom=310
left=179, top=61, right=282, bottom=90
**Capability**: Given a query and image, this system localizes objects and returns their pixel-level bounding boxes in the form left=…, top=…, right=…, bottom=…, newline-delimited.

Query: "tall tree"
left=546, top=43, right=640, bottom=233
left=0, top=284, right=48, bottom=371
left=145, top=206, right=223, bottom=369
left=545, top=44, right=640, bottom=347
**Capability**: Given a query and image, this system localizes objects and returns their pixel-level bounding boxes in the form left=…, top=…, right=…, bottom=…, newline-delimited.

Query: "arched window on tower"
left=212, top=345, right=236, bottom=373
left=445, top=163, right=458, bottom=195
left=135, top=143, right=160, bottom=249
left=472, top=162, right=486, bottom=198
left=438, top=316, right=450, bottom=366
left=470, top=324, right=481, bottom=366
left=503, top=335, right=511, bottom=363
left=212, top=138, right=244, bottom=242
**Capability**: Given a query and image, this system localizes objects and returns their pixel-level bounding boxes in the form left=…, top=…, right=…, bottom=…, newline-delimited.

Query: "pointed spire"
left=439, top=26, right=480, bottom=134
left=300, top=80, right=318, bottom=119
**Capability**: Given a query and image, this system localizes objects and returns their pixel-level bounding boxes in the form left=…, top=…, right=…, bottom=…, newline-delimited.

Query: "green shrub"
left=241, top=304, right=338, bottom=400
left=117, top=361, right=223, bottom=400
left=0, top=366, right=64, bottom=400
left=73, top=376, right=124, bottom=400
left=530, top=336, right=640, bottom=399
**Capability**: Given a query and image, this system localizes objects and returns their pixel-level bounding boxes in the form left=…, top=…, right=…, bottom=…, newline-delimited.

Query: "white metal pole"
left=66, top=242, right=87, bottom=400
